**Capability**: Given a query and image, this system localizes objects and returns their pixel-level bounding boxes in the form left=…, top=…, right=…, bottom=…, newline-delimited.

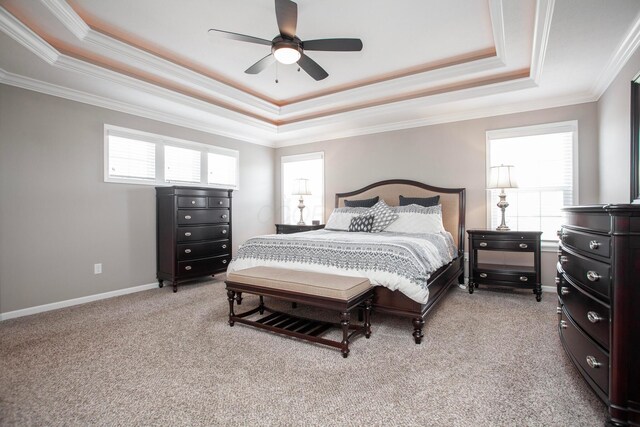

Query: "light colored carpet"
left=0, top=277, right=606, bottom=426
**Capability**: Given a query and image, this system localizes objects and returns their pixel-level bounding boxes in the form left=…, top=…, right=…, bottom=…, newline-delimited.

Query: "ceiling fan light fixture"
left=274, top=46, right=301, bottom=64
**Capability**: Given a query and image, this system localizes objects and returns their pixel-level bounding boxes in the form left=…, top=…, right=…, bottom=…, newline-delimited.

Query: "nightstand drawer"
left=177, top=209, right=230, bottom=225
left=208, top=197, right=230, bottom=208
left=177, top=240, right=230, bottom=260
left=557, top=274, right=609, bottom=349
left=474, top=265, right=536, bottom=286
left=560, top=228, right=610, bottom=259
left=177, top=225, right=229, bottom=242
left=559, top=308, right=609, bottom=395
left=177, top=196, right=207, bottom=208
left=178, top=255, right=230, bottom=277
left=472, top=239, right=537, bottom=251
left=559, top=246, right=610, bottom=300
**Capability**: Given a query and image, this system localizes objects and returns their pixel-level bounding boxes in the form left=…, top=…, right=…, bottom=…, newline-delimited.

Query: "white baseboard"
left=0, top=282, right=159, bottom=321
left=541, top=285, right=555, bottom=293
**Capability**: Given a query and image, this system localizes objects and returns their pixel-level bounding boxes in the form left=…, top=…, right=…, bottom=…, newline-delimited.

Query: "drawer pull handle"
left=556, top=306, right=562, bottom=314
left=589, top=240, right=600, bottom=250
left=479, top=273, right=487, bottom=278
left=560, top=255, right=568, bottom=265
left=184, top=266, right=192, bottom=271
left=519, top=243, right=528, bottom=249
left=191, top=200, right=196, bottom=205
left=479, top=242, right=488, bottom=247
left=222, top=214, right=228, bottom=219
left=222, top=230, right=227, bottom=234
left=587, top=311, right=603, bottom=323
left=184, top=232, right=192, bottom=237
left=560, top=287, right=570, bottom=296
left=222, top=244, right=227, bottom=249
left=560, top=320, right=568, bottom=329
left=586, top=355, right=601, bottom=369
left=222, top=259, right=227, bottom=264
left=184, top=215, right=192, bottom=220
left=519, top=276, right=528, bottom=282
left=219, top=201, right=224, bottom=205
left=586, top=271, right=600, bottom=282
left=184, top=249, right=191, bottom=254
left=556, top=249, right=563, bottom=256
left=554, top=277, right=561, bottom=285
left=556, top=229, right=562, bottom=237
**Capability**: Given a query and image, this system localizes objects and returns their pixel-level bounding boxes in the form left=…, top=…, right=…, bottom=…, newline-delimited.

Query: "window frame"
left=280, top=152, right=325, bottom=224
left=485, top=120, right=579, bottom=249
left=103, top=124, right=239, bottom=190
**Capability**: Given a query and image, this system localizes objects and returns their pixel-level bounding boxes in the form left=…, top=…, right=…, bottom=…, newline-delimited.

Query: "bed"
left=228, top=179, right=466, bottom=343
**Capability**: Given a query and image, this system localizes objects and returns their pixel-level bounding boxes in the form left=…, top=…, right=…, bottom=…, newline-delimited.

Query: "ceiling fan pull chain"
left=275, top=61, right=279, bottom=83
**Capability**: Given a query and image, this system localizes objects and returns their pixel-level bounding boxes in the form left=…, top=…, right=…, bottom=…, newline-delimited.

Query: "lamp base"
left=495, top=190, right=510, bottom=231
left=297, top=196, right=306, bottom=225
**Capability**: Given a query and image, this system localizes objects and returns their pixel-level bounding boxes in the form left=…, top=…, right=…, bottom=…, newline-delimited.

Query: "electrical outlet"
left=94, top=263, right=102, bottom=274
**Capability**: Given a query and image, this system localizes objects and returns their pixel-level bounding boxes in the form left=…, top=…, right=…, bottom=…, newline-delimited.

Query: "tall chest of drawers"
left=156, top=186, right=232, bottom=293
left=557, top=205, right=640, bottom=426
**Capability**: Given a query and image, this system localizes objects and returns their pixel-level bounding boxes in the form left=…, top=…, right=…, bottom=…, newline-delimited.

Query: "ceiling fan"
left=208, top=0, right=363, bottom=81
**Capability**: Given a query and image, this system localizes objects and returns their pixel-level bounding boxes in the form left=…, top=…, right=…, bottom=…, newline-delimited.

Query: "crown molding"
left=0, top=8, right=59, bottom=64
left=40, top=0, right=89, bottom=39
left=591, top=10, right=640, bottom=98
left=530, top=0, right=555, bottom=83
left=489, top=0, right=506, bottom=61
left=0, top=68, right=276, bottom=147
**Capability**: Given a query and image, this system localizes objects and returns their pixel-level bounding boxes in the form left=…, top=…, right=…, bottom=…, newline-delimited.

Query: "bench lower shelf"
left=226, top=290, right=372, bottom=358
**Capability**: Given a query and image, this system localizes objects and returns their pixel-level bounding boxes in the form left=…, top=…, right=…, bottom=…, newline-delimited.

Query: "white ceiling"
left=0, top=0, right=639, bottom=147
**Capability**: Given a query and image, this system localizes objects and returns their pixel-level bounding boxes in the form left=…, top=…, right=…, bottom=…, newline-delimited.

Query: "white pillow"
left=325, top=207, right=371, bottom=231
left=384, top=204, right=445, bottom=234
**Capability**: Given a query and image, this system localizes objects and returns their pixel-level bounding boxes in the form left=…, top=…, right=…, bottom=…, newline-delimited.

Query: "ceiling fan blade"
left=303, top=38, right=363, bottom=52
left=275, top=0, right=297, bottom=39
left=208, top=28, right=272, bottom=46
left=245, top=54, right=276, bottom=74
left=297, top=53, right=328, bottom=81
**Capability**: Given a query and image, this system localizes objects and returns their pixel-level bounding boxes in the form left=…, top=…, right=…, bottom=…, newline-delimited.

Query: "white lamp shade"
left=488, top=165, right=518, bottom=189
left=292, top=178, right=311, bottom=195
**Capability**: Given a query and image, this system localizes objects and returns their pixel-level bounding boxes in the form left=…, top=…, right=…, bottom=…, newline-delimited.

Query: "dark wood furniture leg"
left=412, top=317, right=425, bottom=344
left=158, top=280, right=164, bottom=288
left=364, top=299, right=372, bottom=338
left=227, top=289, right=236, bottom=326
left=173, top=282, right=178, bottom=293
left=235, top=292, right=243, bottom=305
left=340, top=311, right=351, bottom=358
left=259, top=295, right=265, bottom=314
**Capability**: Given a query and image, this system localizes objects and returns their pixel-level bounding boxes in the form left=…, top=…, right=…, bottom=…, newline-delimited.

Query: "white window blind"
left=208, top=152, right=238, bottom=187
left=487, top=122, right=576, bottom=242
left=281, top=152, right=324, bottom=224
left=107, top=135, right=155, bottom=180
left=164, top=145, right=201, bottom=183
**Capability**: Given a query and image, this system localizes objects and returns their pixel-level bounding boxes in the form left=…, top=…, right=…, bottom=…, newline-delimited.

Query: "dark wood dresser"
left=467, top=229, right=543, bottom=301
left=557, top=205, right=640, bottom=426
left=156, top=186, right=232, bottom=292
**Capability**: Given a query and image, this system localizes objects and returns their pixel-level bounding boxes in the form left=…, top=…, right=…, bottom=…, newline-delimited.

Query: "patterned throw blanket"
left=227, top=230, right=457, bottom=304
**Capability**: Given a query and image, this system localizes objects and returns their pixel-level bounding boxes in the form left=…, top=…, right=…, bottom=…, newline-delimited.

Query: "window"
left=486, top=121, right=577, bottom=243
left=281, top=153, right=324, bottom=225
left=104, top=125, right=239, bottom=189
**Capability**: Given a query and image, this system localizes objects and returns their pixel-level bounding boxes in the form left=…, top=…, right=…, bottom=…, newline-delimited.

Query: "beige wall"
left=597, top=47, right=640, bottom=203
left=275, top=102, right=600, bottom=287
left=0, top=84, right=275, bottom=313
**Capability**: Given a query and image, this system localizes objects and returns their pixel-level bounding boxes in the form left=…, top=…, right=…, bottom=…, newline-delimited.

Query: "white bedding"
left=227, top=229, right=457, bottom=304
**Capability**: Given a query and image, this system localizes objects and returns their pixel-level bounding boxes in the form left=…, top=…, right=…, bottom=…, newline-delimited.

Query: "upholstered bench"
left=225, top=267, right=373, bottom=357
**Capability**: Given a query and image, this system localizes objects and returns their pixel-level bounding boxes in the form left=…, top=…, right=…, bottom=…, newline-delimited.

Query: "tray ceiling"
left=0, top=0, right=639, bottom=147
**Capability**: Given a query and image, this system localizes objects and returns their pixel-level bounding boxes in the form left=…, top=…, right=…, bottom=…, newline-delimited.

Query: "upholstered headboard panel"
left=335, top=180, right=466, bottom=254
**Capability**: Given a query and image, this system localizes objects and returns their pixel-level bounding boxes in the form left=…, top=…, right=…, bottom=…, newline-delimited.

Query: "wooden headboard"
left=335, top=179, right=466, bottom=255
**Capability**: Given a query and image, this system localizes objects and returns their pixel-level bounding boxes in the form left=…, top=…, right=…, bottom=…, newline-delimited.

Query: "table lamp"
left=488, top=164, right=517, bottom=231
left=292, top=178, right=311, bottom=225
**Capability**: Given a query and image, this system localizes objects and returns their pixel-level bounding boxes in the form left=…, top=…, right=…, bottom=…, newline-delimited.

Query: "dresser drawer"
left=177, top=196, right=207, bottom=208
left=559, top=246, right=610, bottom=300
left=177, top=240, right=230, bottom=260
left=472, top=239, right=537, bottom=251
left=561, top=228, right=610, bottom=259
left=474, top=265, right=536, bottom=286
left=177, top=209, right=230, bottom=225
left=178, top=255, right=231, bottom=277
left=559, top=308, right=609, bottom=395
left=209, top=197, right=230, bottom=208
left=177, top=225, right=229, bottom=242
left=557, top=274, right=610, bottom=349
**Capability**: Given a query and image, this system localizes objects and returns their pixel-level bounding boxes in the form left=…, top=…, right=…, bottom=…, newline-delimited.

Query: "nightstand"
left=275, top=224, right=325, bottom=234
left=467, top=229, right=543, bottom=301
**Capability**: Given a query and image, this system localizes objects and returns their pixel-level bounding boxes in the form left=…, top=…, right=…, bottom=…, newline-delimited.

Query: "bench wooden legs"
left=340, top=311, right=350, bottom=358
